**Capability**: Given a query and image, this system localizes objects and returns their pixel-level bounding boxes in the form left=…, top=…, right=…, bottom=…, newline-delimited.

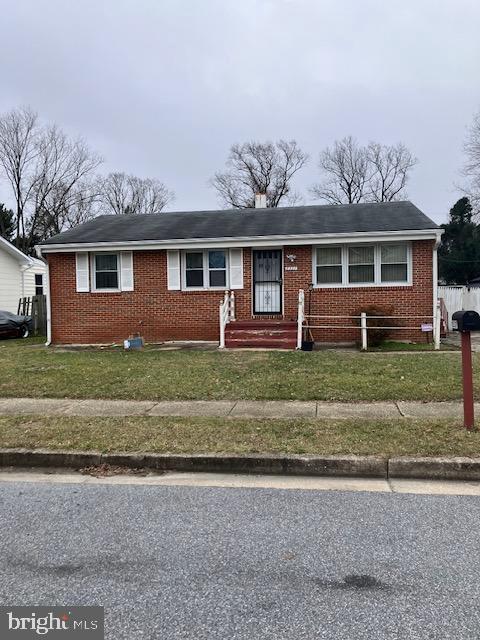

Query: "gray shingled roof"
left=41, top=201, right=438, bottom=246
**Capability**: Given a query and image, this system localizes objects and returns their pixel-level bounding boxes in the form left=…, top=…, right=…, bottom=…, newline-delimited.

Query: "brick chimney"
left=254, top=193, right=267, bottom=208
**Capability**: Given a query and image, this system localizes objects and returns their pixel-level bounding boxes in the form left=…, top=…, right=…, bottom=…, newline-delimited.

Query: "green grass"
left=368, top=340, right=458, bottom=352
left=1, top=414, right=479, bottom=457
left=0, top=337, right=474, bottom=402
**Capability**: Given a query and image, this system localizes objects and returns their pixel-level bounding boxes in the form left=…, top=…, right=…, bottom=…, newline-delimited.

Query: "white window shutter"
left=167, top=250, right=181, bottom=290
left=75, top=252, right=90, bottom=292
left=229, top=249, right=243, bottom=289
left=120, top=251, right=134, bottom=291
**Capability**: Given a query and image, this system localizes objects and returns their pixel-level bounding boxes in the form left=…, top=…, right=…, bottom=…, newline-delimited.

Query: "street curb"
left=388, top=457, right=480, bottom=481
left=2, top=449, right=480, bottom=481
left=0, top=449, right=387, bottom=478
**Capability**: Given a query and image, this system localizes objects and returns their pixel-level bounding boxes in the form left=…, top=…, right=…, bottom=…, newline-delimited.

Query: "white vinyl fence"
left=439, top=286, right=480, bottom=330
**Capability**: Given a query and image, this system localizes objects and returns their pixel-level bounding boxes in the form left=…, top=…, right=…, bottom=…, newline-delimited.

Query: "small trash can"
left=301, top=340, right=314, bottom=351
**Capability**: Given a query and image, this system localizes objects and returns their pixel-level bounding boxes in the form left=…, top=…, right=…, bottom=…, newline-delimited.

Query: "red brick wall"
left=47, top=241, right=434, bottom=344
left=282, top=241, right=435, bottom=342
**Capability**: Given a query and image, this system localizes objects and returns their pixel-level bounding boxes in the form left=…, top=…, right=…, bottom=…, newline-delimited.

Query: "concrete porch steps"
left=224, top=320, right=297, bottom=349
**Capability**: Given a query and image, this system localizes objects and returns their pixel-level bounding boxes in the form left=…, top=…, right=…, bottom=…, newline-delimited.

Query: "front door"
left=253, top=250, right=282, bottom=314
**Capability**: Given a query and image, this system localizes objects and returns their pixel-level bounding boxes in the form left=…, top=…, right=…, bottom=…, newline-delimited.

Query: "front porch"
left=219, top=288, right=443, bottom=351
left=224, top=319, right=297, bottom=349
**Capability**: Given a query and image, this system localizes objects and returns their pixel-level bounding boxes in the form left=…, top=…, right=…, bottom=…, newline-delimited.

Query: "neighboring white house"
left=0, top=236, right=46, bottom=313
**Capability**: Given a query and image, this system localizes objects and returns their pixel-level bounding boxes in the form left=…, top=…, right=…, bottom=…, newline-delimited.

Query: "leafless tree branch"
left=211, top=140, right=308, bottom=208
left=0, top=106, right=41, bottom=244
left=366, top=141, right=417, bottom=202
left=0, top=107, right=104, bottom=251
left=31, top=127, right=103, bottom=242
left=310, top=136, right=368, bottom=204
left=310, top=136, right=417, bottom=205
left=98, top=172, right=174, bottom=216
left=463, top=111, right=480, bottom=214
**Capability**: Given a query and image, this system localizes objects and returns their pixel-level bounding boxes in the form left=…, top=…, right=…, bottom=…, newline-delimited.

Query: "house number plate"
left=285, top=266, right=298, bottom=271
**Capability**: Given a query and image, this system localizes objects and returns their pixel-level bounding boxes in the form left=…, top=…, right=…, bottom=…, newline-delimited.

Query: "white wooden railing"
left=219, top=290, right=235, bottom=348
left=297, top=289, right=441, bottom=350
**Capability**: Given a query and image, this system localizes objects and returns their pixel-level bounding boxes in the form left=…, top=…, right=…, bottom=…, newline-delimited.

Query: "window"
left=185, top=252, right=204, bottom=287
left=94, top=253, right=119, bottom=290
left=348, top=246, right=375, bottom=284
left=184, top=250, right=228, bottom=289
left=381, top=244, right=408, bottom=283
left=313, top=242, right=410, bottom=287
left=316, top=247, right=342, bottom=284
left=35, top=274, right=43, bottom=296
left=208, top=250, right=227, bottom=287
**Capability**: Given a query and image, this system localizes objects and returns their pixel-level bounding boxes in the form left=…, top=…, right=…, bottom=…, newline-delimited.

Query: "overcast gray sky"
left=1, top=0, right=479, bottom=223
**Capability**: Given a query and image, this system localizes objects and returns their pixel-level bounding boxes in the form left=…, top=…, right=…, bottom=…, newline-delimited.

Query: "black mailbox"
left=452, top=310, right=480, bottom=332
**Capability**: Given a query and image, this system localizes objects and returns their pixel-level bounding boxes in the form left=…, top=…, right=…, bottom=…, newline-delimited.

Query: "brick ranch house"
left=37, top=199, right=442, bottom=348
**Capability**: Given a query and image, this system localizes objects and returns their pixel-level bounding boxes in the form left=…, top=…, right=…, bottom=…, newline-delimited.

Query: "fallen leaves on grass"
left=79, top=463, right=148, bottom=478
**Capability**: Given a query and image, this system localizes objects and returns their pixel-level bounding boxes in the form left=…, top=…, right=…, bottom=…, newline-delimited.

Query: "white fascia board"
left=37, top=229, right=443, bottom=254
left=0, top=236, right=32, bottom=264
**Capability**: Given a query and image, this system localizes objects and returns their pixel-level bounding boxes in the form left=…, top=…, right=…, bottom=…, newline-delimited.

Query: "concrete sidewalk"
left=0, top=397, right=475, bottom=419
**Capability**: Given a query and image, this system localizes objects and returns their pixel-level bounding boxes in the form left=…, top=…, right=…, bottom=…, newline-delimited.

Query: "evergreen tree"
left=438, top=198, right=480, bottom=284
left=449, top=197, right=473, bottom=225
left=0, top=203, right=14, bottom=242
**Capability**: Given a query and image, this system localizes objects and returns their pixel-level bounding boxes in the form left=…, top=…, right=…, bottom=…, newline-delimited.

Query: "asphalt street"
left=1, top=481, right=480, bottom=639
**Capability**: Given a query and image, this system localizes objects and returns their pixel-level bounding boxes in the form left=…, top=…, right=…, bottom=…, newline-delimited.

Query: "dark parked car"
left=0, top=311, right=33, bottom=339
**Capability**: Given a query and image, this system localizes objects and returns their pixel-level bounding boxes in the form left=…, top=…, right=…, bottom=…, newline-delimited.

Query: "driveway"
left=443, top=332, right=480, bottom=351
left=1, top=480, right=480, bottom=639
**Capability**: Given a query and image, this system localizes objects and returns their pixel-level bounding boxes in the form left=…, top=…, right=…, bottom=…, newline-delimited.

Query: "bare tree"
left=98, top=172, right=131, bottom=215
left=99, top=172, right=174, bottom=216
left=128, top=176, right=174, bottom=215
left=211, top=140, right=308, bottom=208
left=463, top=110, right=480, bottom=212
left=366, top=142, right=417, bottom=202
left=31, top=126, right=102, bottom=242
left=311, top=136, right=417, bottom=205
left=0, top=107, right=103, bottom=251
left=310, top=136, right=368, bottom=204
left=0, top=106, right=41, bottom=244
left=34, top=179, right=101, bottom=239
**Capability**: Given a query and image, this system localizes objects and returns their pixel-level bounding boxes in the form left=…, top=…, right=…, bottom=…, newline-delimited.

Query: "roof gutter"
left=37, top=228, right=443, bottom=254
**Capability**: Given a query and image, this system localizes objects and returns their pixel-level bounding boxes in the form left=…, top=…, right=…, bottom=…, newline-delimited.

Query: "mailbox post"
left=452, top=310, right=480, bottom=430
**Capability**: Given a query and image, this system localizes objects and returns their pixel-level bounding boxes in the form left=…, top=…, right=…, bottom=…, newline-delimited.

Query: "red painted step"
left=224, top=329, right=297, bottom=339
left=224, top=320, right=297, bottom=349
left=227, top=320, right=296, bottom=329
left=225, top=338, right=296, bottom=349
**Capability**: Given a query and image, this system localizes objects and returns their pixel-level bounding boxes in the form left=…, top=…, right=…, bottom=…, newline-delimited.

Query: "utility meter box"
left=452, top=310, right=480, bottom=332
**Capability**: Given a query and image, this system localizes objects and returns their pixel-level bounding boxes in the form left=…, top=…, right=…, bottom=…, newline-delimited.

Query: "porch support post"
left=219, top=292, right=227, bottom=349
left=361, top=312, right=368, bottom=351
left=296, top=289, right=304, bottom=350
left=230, top=290, right=235, bottom=321
left=434, top=300, right=441, bottom=350
left=219, top=307, right=225, bottom=348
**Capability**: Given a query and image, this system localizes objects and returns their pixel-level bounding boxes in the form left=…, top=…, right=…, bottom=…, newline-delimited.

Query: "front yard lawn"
left=1, top=415, right=479, bottom=457
left=368, top=340, right=458, bottom=352
left=0, top=338, right=475, bottom=402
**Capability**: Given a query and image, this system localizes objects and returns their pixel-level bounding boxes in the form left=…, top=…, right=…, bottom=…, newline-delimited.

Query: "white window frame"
left=312, top=242, right=412, bottom=288
left=313, top=245, right=343, bottom=286
left=379, top=243, right=410, bottom=285
left=91, top=252, right=121, bottom=292
left=181, top=249, right=229, bottom=291
left=347, top=244, right=376, bottom=286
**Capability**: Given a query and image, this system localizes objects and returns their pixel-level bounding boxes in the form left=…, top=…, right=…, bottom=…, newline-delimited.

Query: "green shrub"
left=353, top=304, right=396, bottom=347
